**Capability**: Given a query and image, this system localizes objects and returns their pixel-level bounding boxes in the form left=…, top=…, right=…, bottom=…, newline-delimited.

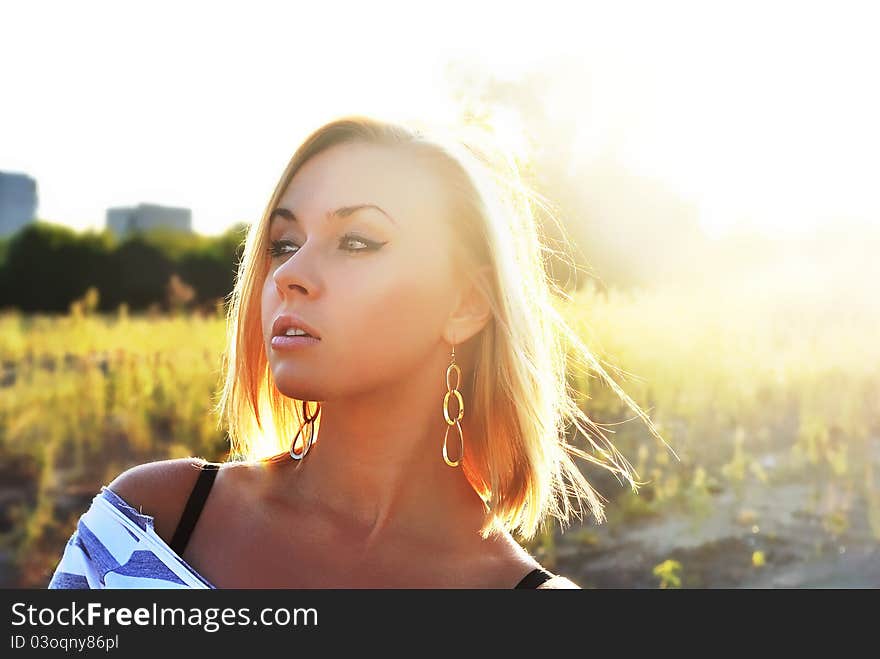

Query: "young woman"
left=48, top=115, right=660, bottom=589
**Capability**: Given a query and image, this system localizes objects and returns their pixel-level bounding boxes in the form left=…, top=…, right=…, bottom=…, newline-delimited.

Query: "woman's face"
left=261, top=141, right=461, bottom=401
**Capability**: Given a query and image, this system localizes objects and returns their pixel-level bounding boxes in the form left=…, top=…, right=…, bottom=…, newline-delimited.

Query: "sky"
left=1, top=0, right=877, bottom=238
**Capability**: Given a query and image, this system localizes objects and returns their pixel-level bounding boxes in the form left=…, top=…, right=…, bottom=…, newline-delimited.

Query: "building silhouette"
left=106, top=203, right=192, bottom=239
left=0, top=171, right=37, bottom=237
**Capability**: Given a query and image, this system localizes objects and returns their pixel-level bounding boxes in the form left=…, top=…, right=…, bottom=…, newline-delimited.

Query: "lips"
left=271, top=314, right=321, bottom=339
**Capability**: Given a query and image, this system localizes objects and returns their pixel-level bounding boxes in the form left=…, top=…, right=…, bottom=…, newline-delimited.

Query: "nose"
left=271, top=245, right=315, bottom=298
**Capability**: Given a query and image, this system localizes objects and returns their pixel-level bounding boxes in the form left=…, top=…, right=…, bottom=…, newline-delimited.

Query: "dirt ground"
left=553, top=466, right=880, bottom=588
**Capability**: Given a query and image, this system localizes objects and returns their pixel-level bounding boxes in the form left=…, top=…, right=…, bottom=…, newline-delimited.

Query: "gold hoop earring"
left=443, top=343, right=464, bottom=467
left=291, top=399, right=320, bottom=460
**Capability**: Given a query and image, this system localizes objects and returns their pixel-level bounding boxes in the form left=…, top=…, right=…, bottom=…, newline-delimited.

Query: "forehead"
left=274, top=142, right=446, bottom=231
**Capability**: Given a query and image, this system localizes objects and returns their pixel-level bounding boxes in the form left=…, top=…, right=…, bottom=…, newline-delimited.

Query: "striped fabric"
left=48, top=486, right=216, bottom=589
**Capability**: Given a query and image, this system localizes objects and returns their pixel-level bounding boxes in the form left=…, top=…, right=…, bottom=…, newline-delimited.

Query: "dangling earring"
left=291, top=399, right=320, bottom=460
left=443, top=342, right=464, bottom=467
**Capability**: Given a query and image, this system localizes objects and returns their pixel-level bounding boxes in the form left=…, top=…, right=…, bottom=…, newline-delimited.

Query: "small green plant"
left=751, top=550, right=766, bottom=567
left=653, top=559, right=682, bottom=589
left=69, top=286, right=100, bottom=319
left=684, top=465, right=714, bottom=524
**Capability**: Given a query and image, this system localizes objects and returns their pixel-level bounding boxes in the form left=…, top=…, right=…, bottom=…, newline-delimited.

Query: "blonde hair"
left=213, top=114, right=672, bottom=541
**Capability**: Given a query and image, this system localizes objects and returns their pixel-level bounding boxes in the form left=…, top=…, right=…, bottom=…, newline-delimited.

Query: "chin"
left=275, top=375, right=325, bottom=401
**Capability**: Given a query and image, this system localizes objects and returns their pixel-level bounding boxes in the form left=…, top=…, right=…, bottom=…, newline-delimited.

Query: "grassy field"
left=1, top=272, right=878, bottom=587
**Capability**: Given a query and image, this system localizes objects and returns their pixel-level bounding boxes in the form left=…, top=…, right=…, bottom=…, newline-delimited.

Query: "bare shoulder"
left=480, top=531, right=582, bottom=589
left=537, top=575, right=582, bottom=589
left=106, top=457, right=211, bottom=544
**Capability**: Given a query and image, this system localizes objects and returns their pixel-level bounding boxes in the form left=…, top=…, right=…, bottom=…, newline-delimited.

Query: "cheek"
left=331, top=255, right=452, bottom=361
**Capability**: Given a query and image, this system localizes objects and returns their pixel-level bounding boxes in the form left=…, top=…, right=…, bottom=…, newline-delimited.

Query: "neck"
left=275, top=359, right=488, bottom=551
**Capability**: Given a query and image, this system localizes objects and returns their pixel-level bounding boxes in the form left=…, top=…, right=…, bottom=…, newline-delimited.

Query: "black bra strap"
left=169, top=463, right=220, bottom=556
left=514, top=566, right=556, bottom=589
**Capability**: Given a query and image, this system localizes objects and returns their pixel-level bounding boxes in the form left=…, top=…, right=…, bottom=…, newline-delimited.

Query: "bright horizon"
left=1, top=0, right=877, bottom=239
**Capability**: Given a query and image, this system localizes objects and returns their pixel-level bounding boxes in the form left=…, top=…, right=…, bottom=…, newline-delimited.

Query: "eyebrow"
left=269, top=204, right=397, bottom=228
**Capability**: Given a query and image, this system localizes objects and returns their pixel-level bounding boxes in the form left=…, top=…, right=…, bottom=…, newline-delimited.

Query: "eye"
left=266, top=234, right=387, bottom=260
left=266, top=239, right=298, bottom=259
left=339, top=234, right=384, bottom=252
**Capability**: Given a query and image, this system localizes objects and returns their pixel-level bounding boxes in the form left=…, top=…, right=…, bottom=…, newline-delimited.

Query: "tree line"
left=0, top=221, right=248, bottom=314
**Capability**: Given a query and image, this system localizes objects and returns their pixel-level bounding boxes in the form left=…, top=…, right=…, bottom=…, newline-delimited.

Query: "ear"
left=444, top=264, right=493, bottom=345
